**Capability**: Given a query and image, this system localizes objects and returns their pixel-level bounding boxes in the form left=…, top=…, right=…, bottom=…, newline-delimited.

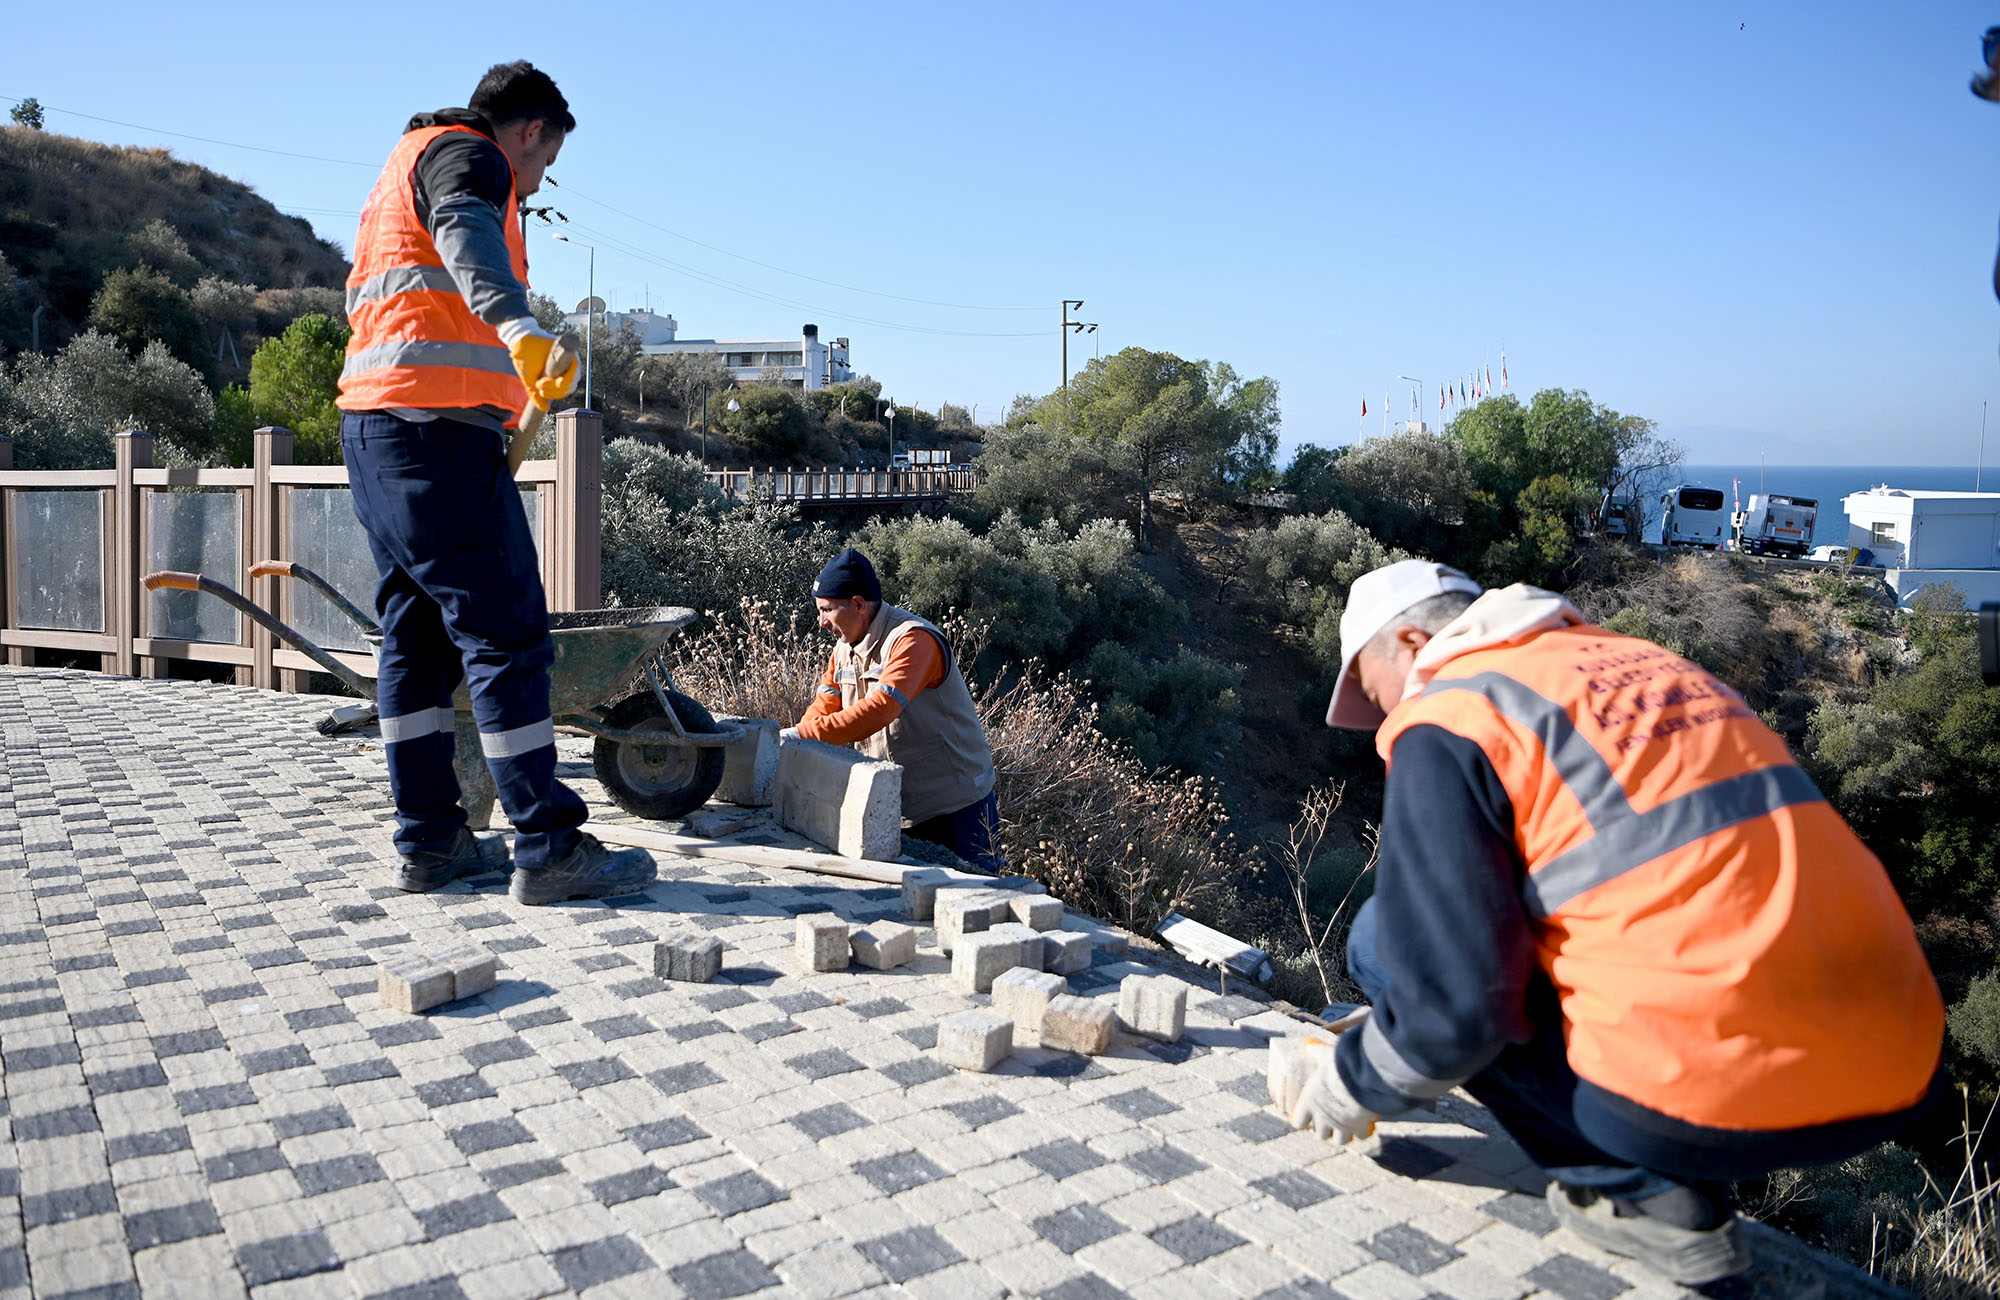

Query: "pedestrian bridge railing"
left=706, top=464, right=979, bottom=504
left=0, top=412, right=606, bottom=692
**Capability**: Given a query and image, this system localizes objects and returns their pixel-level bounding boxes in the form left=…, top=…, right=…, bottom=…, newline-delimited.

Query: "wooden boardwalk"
left=705, top=464, right=978, bottom=506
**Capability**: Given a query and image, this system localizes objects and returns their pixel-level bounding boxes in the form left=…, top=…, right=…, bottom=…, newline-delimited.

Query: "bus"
left=1660, top=485, right=1730, bottom=549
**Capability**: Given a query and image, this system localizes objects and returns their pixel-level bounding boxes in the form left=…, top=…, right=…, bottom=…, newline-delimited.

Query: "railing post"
left=252, top=426, right=294, bottom=690
left=0, top=434, right=12, bottom=470
left=552, top=408, right=602, bottom=611
left=110, top=429, right=155, bottom=677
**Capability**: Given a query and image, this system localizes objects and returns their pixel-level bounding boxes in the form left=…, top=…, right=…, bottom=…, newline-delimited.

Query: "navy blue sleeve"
left=1336, top=723, right=1539, bottom=1116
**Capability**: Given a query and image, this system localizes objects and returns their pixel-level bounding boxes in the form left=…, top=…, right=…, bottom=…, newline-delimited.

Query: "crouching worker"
left=1283, top=559, right=1943, bottom=1286
left=785, top=548, right=1003, bottom=874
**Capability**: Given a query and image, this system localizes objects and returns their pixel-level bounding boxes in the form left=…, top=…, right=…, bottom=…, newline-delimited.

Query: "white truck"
left=1731, top=493, right=1818, bottom=558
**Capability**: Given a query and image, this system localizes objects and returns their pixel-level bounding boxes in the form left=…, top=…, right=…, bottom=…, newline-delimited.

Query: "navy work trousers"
left=1346, top=900, right=1939, bottom=1200
left=907, top=790, right=1006, bottom=876
left=341, top=411, right=586, bottom=872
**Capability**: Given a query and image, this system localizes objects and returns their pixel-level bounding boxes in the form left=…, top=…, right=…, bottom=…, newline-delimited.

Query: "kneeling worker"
left=1285, top=559, right=1942, bottom=1285
left=787, top=549, right=1003, bottom=873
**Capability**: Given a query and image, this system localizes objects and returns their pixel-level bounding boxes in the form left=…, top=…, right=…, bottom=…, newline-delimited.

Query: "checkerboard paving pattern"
left=0, top=669, right=1903, bottom=1299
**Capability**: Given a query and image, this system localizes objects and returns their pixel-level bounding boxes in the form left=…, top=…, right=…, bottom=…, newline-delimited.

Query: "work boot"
left=509, top=834, right=657, bottom=906
left=393, top=828, right=510, bottom=892
left=1547, top=1181, right=1750, bottom=1285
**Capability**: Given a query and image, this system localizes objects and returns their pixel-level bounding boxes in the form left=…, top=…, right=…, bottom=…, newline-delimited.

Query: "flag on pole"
left=1485, top=365, right=1493, bottom=391
left=1501, top=352, right=1509, bottom=389
left=1361, top=397, right=1367, bottom=418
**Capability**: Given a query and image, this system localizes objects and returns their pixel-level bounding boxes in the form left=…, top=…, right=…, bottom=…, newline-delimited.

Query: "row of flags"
left=1361, top=354, right=1509, bottom=425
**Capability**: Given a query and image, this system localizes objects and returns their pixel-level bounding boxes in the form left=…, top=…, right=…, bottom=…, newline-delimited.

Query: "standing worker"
left=786, top=549, right=1003, bottom=873
left=335, top=62, right=654, bottom=905
left=1279, top=559, right=1942, bottom=1285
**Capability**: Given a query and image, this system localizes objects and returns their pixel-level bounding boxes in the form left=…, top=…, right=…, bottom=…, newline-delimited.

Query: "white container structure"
left=1842, top=487, right=2000, bottom=608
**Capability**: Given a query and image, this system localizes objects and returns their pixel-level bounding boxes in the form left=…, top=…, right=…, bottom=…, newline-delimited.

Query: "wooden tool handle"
left=508, top=332, right=580, bottom=476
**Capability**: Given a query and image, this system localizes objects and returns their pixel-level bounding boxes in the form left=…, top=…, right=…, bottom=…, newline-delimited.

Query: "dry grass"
left=1270, top=781, right=1377, bottom=1008
left=663, top=598, right=825, bottom=726
left=1877, top=1094, right=2000, bottom=1298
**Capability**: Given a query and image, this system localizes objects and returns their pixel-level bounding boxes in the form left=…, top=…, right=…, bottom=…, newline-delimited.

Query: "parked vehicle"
left=1590, top=492, right=1641, bottom=538
left=1809, top=544, right=1861, bottom=564
left=1731, top=493, right=1819, bottom=558
left=1660, top=485, right=1730, bottom=549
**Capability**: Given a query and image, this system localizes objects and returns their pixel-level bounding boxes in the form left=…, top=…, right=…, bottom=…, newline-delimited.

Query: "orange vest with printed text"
left=336, top=125, right=530, bottom=423
left=1376, top=622, right=1942, bottom=1131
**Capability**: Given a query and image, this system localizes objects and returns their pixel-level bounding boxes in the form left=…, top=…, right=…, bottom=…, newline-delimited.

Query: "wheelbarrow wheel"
left=592, top=690, right=727, bottom=820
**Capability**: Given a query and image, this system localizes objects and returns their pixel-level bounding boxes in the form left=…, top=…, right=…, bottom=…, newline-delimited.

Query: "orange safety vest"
left=336, top=124, right=530, bottom=423
left=1377, top=622, right=1942, bottom=1131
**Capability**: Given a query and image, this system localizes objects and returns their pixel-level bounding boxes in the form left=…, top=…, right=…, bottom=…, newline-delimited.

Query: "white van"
left=1660, top=485, right=1730, bottom=549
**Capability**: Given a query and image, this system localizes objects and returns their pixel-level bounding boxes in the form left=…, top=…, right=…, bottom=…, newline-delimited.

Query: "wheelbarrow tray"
left=446, top=606, right=700, bottom=719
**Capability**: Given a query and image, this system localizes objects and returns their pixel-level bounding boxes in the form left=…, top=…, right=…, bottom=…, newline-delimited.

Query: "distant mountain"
left=0, top=126, right=352, bottom=354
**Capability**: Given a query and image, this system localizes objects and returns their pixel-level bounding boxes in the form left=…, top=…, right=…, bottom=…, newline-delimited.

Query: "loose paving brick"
left=849, top=919, right=917, bottom=969
left=1042, top=994, right=1117, bottom=1054
left=0, top=669, right=1873, bottom=1300
left=991, top=967, right=1066, bottom=1041
left=795, top=912, right=850, bottom=971
left=655, top=932, right=726, bottom=982
left=937, top=1010, right=1014, bottom=1071
left=1117, top=973, right=1188, bottom=1043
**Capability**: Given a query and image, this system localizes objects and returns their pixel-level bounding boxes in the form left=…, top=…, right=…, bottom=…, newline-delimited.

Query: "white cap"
left=1323, top=560, right=1483, bottom=729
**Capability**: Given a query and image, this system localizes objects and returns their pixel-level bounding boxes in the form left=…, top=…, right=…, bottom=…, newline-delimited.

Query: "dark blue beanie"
left=813, top=548, right=881, bottom=602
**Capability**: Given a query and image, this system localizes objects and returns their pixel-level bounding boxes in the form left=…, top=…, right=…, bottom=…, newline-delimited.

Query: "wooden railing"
left=0, top=411, right=604, bottom=692
left=705, top=463, right=979, bottom=504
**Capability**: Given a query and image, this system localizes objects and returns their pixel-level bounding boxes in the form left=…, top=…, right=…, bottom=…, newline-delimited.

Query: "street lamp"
left=884, top=403, right=897, bottom=471
left=550, top=231, right=595, bottom=410
left=1396, top=375, right=1424, bottom=429
left=1060, top=300, right=1087, bottom=389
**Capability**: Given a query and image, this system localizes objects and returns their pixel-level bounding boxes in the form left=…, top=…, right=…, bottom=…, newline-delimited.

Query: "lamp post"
left=1397, top=375, right=1424, bottom=430
left=550, top=231, right=595, bottom=410
left=884, top=403, right=897, bottom=471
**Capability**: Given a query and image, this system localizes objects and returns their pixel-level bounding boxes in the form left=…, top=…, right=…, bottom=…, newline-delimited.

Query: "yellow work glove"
left=499, top=318, right=579, bottom=406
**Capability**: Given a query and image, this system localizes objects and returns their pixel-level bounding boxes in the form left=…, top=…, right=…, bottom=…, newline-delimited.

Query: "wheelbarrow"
left=140, top=563, right=741, bottom=824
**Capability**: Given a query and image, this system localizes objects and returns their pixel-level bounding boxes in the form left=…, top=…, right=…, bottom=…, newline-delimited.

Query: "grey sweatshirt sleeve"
left=430, top=196, right=531, bottom=329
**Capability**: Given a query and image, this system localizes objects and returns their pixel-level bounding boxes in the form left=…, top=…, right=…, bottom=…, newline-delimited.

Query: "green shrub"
left=1082, top=643, right=1242, bottom=773
left=1241, top=509, right=1403, bottom=670
left=88, top=264, right=210, bottom=381
left=1949, top=975, right=2000, bottom=1073
left=0, top=329, right=214, bottom=467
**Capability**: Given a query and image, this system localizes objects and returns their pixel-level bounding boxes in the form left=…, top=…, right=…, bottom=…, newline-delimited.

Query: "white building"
left=1842, top=486, right=2000, bottom=608
left=559, top=312, right=855, bottom=392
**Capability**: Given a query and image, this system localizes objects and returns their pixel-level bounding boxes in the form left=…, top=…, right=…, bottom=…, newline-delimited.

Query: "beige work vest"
left=831, top=604, right=996, bottom=823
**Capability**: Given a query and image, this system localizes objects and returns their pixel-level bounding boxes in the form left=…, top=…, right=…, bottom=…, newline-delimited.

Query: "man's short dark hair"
left=470, top=61, right=576, bottom=134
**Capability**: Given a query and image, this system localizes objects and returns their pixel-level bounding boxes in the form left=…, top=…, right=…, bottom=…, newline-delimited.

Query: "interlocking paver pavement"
left=0, top=668, right=1908, bottom=1299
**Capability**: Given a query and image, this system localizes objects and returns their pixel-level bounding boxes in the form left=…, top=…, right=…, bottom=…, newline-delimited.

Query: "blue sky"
left=7, top=2, right=2000, bottom=465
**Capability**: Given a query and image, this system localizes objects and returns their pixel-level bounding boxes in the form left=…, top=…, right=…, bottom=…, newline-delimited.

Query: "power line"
left=553, top=182, right=1042, bottom=313
left=0, top=93, right=375, bottom=168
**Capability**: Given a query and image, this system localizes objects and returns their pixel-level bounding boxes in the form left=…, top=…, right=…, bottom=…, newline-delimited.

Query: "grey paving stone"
left=155, top=1028, right=228, bottom=1056
left=23, top=1182, right=117, bottom=1228
left=123, top=1200, right=223, bottom=1250
left=461, top=1036, right=534, bottom=1068
left=944, top=1096, right=1022, bottom=1129
left=414, top=1075, right=499, bottom=1107
left=448, top=1117, right=534, bottom=1156
left=649, top=1062, right=725, bottom=1094
left=772, top=990, right=833, bottom=1014
left=1485, top=1189, right=1559, bottom=1235
left=586, top=1013, right=654, bottom=1041
left=203, top=1148, right=288, bottom=1182
left=5, top=1042, right=81, bottom=1071
left=694, top=987, right=754, bottom=1012
left=550, top=1236, right=655, bottom=1291
left=1102, top=1087, right=1178, bottom=1120
left=857, top=1226, right=964, bottom=1282
left=367, top=1281, right=467, bottom=1300
left=237, top=1229, right=341, bottom=1286
left=1021, top=1139, right=1107, bottom=1181
left=1372, top=1137, right=1457, bottom=1179
left=202, top=983, right=265, bottom=1005
left=1525, top=1255, right=1631, bottom=1300
left=880, top=1056, right=952, bottom=1088
left=1125, top=1144, right=1207, bottom=1184
left=854, top=1151, right=949, bottom=1196
left=670, top=1248, right=779, bottom=1300
left=240, top=1045, right=312, bottom=1076
left=665, top=1018, right=731, bottom=1042
left=788, top=1048, right=864, bottom=1080
left=1223, top=1111, right=1293, bottom=1143
left=590, top=1166, right=675, bottom=1206
left=1253, top=1282, right=1350, bottom=1300
left=1046, top=1276, right=1134, bottom=1300
left=326, top=1059, right=398, bottom=1086
left=692, top=1170, right=786, bottom=1216
left=628, top=1117, right=708, bottom=1150
left=295, top=1154, right=388, bottom=1195
left=1034, top=1203, right=1125, bottom=1254
left=175, top=1083, right=259, bottom=1117
left=105, top=1127, right=192, bottom=1163
left=1151, top=1216, right=1247, bottom=1264
left=554, top=1057, right=637, bottom=1090
left=416, top=1193, right=515, bottom=1238
left=791, top=1103, right=869, bottom=1140
left=506, top=1005, right=569, bottom=1030
left=740, top=1020, right=801, bottom=1043
left=483, top=1158, right=566, bottom=1190
left=272, top=1105, right=352, bottom=1139
left=1369, top=1223, right=1462, bottom=1274
left=1251, top=1168, right=1339, bottom=1209
left=370, top=1019, right=441, bottom=1048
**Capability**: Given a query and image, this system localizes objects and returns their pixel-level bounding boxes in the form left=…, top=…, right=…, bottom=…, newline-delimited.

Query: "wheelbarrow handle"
left=250, top=559, right=381, bottom=636
left=139, top=570, right=377, bottom=702
left=249, top=560, right=295, bottom=579
left=142, top=570, right=201, bottom=592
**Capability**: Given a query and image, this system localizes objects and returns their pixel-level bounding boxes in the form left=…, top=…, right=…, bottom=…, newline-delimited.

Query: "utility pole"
left=1061, top=300, right=1082, bottom=389
left=1981, top=402, right=1988, bottom=493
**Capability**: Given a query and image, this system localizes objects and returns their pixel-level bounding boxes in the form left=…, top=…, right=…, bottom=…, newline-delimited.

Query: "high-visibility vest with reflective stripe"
left=1376, top=623, right=1942, bottom=1131
left=336, top=125, right=529, bottom=422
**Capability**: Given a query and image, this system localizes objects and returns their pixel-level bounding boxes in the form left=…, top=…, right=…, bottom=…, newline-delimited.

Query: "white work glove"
left=1266, top=1008, right=1370, bottom=1116
left=779, top=727, right=800, bottom=743
left=1290, top=1053, right=1379, bottom=1144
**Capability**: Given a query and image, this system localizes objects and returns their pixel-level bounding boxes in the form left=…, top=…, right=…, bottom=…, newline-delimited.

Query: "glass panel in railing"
left=13, top=490, right=105, bottom=632
left=288, top=489, right=380, bottom=653
left=146, top=489, right=241, bottom=643
left=520, top=487, right=542, bottom=564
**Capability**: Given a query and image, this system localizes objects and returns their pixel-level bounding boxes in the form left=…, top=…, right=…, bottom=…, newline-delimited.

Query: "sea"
left=1644, top=465, right=1994, bottom=546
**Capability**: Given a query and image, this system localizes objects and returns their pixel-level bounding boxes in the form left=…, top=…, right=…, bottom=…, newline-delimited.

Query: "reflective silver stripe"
left=834, top=669, right=858, bottom=684
left=379, top=706, right=450, bottom=744
left=873, top=682, right=910, bottom=707
left=1359, top=1017, right=1467, bottom=1101
left=345, top=264, right=456, bottom=315
left=1523, top=764, right=1825, bottom=918
left=816, top=686, right=841, bottom=697
left=1421, top=673, right=1633, bottom=828
left=340, top=338, right=515, bottom=381
left=478, top=718, right=555, bottom=759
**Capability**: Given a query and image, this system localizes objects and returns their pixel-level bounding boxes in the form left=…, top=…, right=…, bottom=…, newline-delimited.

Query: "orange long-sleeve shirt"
left=795, top=630, right=946, bottom=745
